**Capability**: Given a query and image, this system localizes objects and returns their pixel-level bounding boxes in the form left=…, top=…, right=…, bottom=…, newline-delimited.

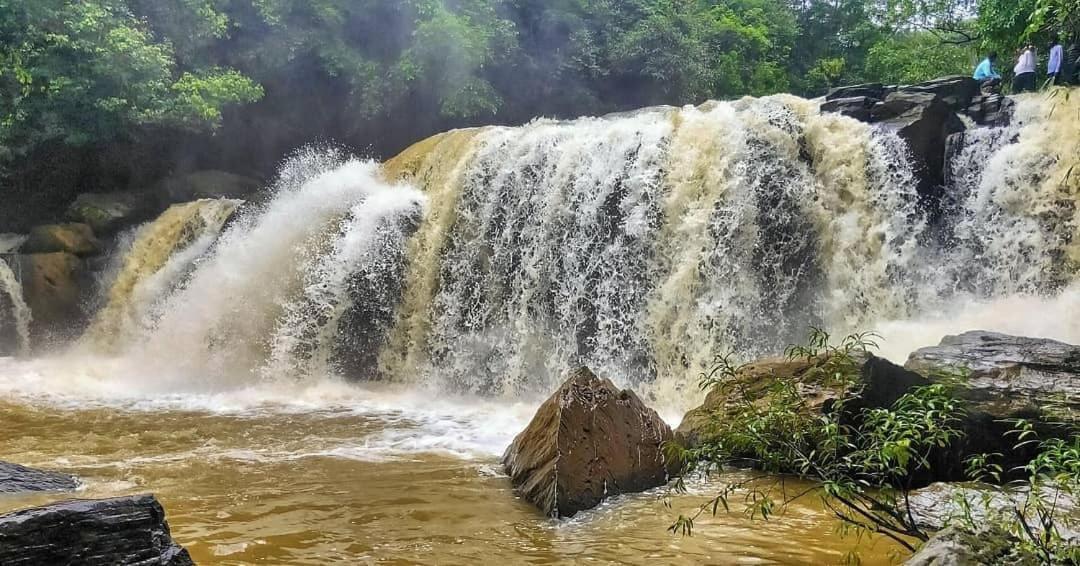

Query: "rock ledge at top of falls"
left=66, top=192, right=156, bottom=236
left=502, top=367, right=675, bottom=518
left=0, top=494, right=194, bottom=566
left=0, top=461, right=79, bottom=493
left=675, top=353, right=928, bottom=449
left=153, top=170, right=261, bottom=209
left=906, top=331, right=1080, bottom=426
left=820, top=75, right=1014, bottom=203
left=21, top=223, right=102, bottom=257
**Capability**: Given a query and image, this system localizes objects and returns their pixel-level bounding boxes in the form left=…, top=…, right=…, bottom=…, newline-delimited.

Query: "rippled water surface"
left=0, top=361, right=902, bottom=565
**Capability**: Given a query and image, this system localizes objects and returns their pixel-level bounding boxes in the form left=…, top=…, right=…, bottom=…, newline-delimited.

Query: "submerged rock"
left=0, top=494, right=193, bottom=565
left=906, top=331, right=1080, bottom=425
left=0, top=461, right=78, bottom=493
left=503, top=367, right=674, bottom=518
left=676, top=354, right=927, bottom=448
left=21, top=223, right=102, bottom=257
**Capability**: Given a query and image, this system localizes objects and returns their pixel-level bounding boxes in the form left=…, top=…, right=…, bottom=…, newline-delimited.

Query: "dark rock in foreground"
left=906, top=331, right=1080, bottom=425
left=503, top=367, right=674, bottom=518
left=0, top=494, right=194, bottom=566
left=0, top=461, right=78, bottom=493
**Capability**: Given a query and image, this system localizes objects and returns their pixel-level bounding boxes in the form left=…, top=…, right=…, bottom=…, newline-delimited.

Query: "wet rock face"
left=873, top=92, right=966, bottom=198
left=503, top=367, right=674, bottom=518
left=818, top=75, right=1012, bottom=206
left=906, top=331, right=1080, bottom=425
left=0, top=461, right=78, bottom=493
left=0, top=494, right=194, bottom=566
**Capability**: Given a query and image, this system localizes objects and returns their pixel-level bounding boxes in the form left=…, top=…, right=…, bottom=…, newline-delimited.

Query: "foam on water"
left=0, top=355, right=533, bottom=461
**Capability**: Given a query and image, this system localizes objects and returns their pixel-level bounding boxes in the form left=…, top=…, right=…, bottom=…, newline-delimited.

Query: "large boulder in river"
left=906, top=331, right=1080, bottom=475
left=0, top=494, right=194, bottom=565
left=66, top=192, right=155, bottom=235
left=21, top=223, right=102, bottom=257
left=0, top=461, right=78, bottom=493
left=503, top=367, right=674, bottom=517
left=155, top=170, right=261, bottom=208
left=676, top=354, right=928, bottom=448
left=906, top=331, right=1080, bottom=426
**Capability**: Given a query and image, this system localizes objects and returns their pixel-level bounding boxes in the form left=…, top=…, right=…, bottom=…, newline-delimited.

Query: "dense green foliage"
left=668, top=328, right=1080, bottom=564
left=0, top=0, right=1072, bottom=229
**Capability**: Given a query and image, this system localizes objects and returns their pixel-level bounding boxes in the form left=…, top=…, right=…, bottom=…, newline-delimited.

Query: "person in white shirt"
left=1048, top=34, right=1064, bottom=84
left=1013, top=45, right=1038, bottom=92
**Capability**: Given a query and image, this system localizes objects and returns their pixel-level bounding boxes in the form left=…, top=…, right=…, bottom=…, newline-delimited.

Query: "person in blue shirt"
left=974, top=52, right=1002, bottom=92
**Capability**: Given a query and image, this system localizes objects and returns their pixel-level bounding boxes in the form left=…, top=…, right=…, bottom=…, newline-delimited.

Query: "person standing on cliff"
left=974, top=52, right=1003, bottom=92
left=1012, top=45, right=1038, bottom=92
left=1048, top=34, right=1065, bottom=84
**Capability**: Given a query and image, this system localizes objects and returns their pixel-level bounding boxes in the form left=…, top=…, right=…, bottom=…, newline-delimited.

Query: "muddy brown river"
left=0, top=359, right=902, bottom=565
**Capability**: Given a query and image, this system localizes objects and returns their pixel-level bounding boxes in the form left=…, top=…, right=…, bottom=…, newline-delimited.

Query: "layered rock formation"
left=0, top=461, right=78, bottom=493
left=0, top=495, right=193, bottom=566
left=906, top=331, right=1080, bottom=424
left=820, top=76, right=993, bottom=203
left=503, top=367, right=674, bottom=517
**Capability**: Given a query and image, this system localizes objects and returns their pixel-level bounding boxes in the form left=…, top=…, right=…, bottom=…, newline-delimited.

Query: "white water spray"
left=0, top=259, right=31, bottom=355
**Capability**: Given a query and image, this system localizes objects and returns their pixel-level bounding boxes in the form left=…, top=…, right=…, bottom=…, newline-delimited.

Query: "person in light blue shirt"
left=974, top=52, right=1002, bottom=92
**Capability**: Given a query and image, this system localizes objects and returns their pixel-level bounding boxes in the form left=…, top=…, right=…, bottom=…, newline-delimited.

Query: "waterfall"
left=83, top=199, right=243, bottom=351
left=96, top=151, right=426, bottom=388
left=0, top=259, right=31, bottom=356
left=56, top=89, right=1078, bottom=405
left=377, top=91, right=1079, bottom=400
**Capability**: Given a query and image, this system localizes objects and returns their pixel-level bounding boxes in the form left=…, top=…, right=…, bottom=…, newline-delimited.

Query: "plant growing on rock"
left=666, top=328, right=966, bottom=553
left=957, top=421, right=1080, bottom=565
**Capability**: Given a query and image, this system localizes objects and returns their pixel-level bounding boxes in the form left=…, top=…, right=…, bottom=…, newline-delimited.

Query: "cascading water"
left=12, top=90, right=1074, bottom=406
left=373, top=91, right=1079, bottom=403
left=88, top=150, right=428, bottom=389
left=0, top=259, right=31, bottom=356
left=0, top=88, right=1077, bottom=566
left=83, top=199, right=243, bottom=351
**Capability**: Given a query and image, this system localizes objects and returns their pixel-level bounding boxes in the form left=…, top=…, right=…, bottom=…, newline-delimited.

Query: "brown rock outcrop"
left=503, top=367, right=674, bottom=517
left=22, top=223, right=102, bottom=257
